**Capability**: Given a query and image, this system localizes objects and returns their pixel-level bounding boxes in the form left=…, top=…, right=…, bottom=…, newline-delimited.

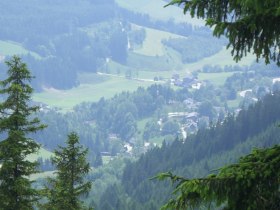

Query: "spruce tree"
left=166, top=0, right=280, bottom=65
left=157, top=145, right=280, bottom=210
left=43, top=132, right=91, bottom=210
left=0, top=56, right=46, bottom=210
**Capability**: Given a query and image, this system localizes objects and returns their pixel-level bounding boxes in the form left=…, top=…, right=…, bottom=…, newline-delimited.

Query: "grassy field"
left=227, top=95, right=243, bottom=108
left=33, top=70, right=241, bottom=111
left=115, top=0, right=204, bottom=26
left=198, top=72, right=235, bottom=86
left=0, top=40, right=41, bottom=59
left=33, top=73, right=157, bottom=111
left=149, top=136, right=165, bottom=146
left=137, top=117, right=152, bottom=142
left=183, top=47, right=256, bottom=72
left=27, top=147, right=53, bottom=162
left=32, top=21, right=256, bottom=112
left=132, top=24, right=188, bottom=56
left=126, top=24, right=186, bottom=71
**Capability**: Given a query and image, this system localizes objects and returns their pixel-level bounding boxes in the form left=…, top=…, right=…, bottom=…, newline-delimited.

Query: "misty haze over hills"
left=0, top=0, right=280, bottom=209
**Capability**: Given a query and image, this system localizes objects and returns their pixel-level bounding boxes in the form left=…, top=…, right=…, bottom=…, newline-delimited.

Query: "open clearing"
left=33, top=73, right=158, bottom=111
left=183, top=47, right=256, bottom=72
left=27, top=147, right=53, bottom=162
left=0, top=40, right=41, bottom=59
left=132, top=24, right=188, bottom=56
left=198, top=72, right=235, bottom=86
left=115, top=0, right=204, bottom=26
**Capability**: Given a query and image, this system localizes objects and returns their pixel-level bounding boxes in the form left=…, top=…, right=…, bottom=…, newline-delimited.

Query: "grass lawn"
left=0, top=40, right=41, bottom=59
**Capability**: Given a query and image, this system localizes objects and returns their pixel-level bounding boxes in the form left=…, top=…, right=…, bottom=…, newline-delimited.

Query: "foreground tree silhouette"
left=42, top=132, right=91, bottom=210
left=156, top=145, right=280, bottom=209
left=156, top=1, right=280, bottom=209
left=0, top=56, right=46, bottom=209
left=166, top=0, right=280, bottom=65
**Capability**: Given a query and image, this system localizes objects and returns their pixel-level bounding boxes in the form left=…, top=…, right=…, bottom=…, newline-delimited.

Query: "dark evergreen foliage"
left=0, top=56, right=46, bottom=209
left=113, top=92, right=280, bottom=209
left=157, top=145, right=280, bottom=210
left=42, top=132, right=91, bottom=210
left=166, top=0, right=280, bottom=65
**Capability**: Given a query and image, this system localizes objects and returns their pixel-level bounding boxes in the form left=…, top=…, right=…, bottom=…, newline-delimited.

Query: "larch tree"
left=0, top=56, right=46, bottom=210
left=42, top=132, right=91, bottom=210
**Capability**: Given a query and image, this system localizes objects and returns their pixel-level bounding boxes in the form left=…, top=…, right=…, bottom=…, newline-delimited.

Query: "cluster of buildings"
left=170, top=74, right=202, bottom=89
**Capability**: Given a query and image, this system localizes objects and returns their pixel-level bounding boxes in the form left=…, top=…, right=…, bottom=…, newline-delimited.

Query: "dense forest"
left=96, top=92, right=280, bottom=209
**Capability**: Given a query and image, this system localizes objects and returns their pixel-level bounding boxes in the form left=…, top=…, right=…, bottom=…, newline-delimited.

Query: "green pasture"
left=27, top=147, right=53, bottom=162
left=227, top=95, right=243, bottom=109
left=149, top=136, right=165, bottom=147
left=137, top=118, right=152, bottom=132
left=137, top=69, right=187, bottom=80
left=115, top=0, right=204, bottom=26
left=184, top=47, right=255, bottom=72
left=33, top=70, right=240, bottom=112
left=127, top=52, right=173, bottom=71
left=132, top=24, right=187, bottom=57
left=126, top=25, right=186, bottom=71
left=0, top=40, right=41, bottom=59
left=137, top=118, right=152, bottom=141
left=198, top=72, right=235, bottom=86
left=33, top=74, right=156, bottom=111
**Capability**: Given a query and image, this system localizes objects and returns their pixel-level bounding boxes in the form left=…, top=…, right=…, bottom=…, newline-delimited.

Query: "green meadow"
left=115, top=0, right=204, bottom=26
left=132, top=24, right=188, bottom=57
left=21, top=9, right=254, bottom=112
left=183, top=47, right=256, bottom=72
left=198, top=72, right=235, bottom=86
left=33, top=73, right=157, bottom=111
left=0, top=40, right=41, bottom=59
left=27, top=147, right=53, bottom=162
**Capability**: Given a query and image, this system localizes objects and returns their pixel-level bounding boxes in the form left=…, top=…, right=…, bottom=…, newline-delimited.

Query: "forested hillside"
left=1, top=0, right=279, bottom=209
left=96, top=92, right=280, bottom=209
left=0, top=0, right=226, bottom=91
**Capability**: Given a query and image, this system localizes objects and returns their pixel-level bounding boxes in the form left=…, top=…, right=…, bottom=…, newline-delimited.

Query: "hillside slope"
left=97, top=92, right=280, bottom=209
